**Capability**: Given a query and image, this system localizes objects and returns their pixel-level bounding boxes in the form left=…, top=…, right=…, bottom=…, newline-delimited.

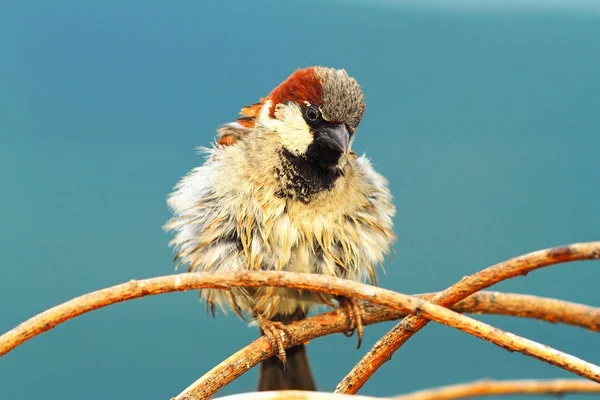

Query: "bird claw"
left=260, top=318, right=291, bottom=369
left=338, top=297, right=365, bottom=349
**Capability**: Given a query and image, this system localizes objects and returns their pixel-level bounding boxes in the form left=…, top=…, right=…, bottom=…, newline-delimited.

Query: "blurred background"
left=1, top=1, right=599, bottom=399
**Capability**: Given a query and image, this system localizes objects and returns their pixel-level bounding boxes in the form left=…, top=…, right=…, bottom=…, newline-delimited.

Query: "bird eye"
left=305, top=106, right=320, bottom=122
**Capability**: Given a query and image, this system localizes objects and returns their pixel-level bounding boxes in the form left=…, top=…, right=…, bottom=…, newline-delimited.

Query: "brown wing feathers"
left=217, top=101, right=262, bottom=146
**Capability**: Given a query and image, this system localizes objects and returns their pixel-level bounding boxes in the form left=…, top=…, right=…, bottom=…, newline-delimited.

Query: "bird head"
left=236, top=66, right=365, bottom=170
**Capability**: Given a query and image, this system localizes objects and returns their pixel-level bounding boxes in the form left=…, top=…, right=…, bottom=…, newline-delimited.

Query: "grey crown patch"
left=314, top=67, right=365, bottom=130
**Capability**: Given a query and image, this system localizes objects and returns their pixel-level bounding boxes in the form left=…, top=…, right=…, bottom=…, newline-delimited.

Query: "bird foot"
left=260, top=318, right=292, bottom=369
left=338, top=297, right=365, bottom=349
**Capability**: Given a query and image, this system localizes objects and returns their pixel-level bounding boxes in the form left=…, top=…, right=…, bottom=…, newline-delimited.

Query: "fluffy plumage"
left=165, top=66, right=395, bottom=319
left=164, top=66, right=395, bottom=390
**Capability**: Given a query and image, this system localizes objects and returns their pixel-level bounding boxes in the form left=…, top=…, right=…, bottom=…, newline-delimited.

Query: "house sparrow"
left=165, top=66, right=395, bottom=391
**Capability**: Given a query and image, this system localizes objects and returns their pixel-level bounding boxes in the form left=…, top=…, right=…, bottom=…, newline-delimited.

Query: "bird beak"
left=319, top=123, right=350, bottom=154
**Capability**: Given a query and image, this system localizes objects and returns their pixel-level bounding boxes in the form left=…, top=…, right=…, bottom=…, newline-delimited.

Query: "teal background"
left=1, top=1, right=599, bottom=399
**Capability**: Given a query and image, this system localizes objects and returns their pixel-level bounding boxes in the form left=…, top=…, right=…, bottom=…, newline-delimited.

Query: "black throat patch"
left=275, top=148, right=343, bottom=202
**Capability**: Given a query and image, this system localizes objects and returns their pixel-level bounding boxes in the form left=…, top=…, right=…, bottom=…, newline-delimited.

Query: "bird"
left=164, top=66, right=396, bottom=391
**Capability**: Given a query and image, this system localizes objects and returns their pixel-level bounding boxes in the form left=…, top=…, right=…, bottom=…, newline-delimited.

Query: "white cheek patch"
left=259, top=100, right=313, bottom=155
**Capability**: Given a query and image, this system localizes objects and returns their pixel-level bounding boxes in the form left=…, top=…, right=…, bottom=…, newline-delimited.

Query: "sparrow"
left=164, top=66, right=395, bottom=391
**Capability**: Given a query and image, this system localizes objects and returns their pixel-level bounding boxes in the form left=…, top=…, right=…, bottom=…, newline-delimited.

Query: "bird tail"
left=258, top=309, right=316, bottom=391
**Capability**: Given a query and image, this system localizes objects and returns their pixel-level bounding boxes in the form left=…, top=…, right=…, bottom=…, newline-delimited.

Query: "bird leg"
left=259, top=317, right=292, bottom=369
left=337, top=296, right=365, bottom=349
